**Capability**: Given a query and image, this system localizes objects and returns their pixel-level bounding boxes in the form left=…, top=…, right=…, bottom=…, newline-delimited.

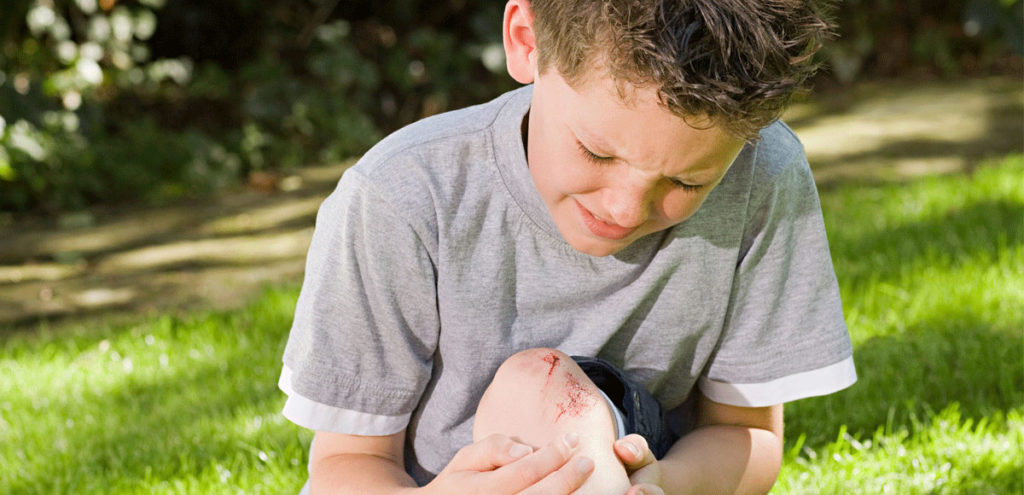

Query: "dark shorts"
left=571, top=356, right=676, bottom=459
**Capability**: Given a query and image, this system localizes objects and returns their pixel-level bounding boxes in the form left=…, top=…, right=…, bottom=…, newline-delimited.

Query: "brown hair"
left=530, top=0, right=835, bottom=140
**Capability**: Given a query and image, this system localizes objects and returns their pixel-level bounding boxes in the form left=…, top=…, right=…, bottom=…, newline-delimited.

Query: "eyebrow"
left=575, top=129, right=616, bottom=154
left=575, top=128, right=722, bottom=184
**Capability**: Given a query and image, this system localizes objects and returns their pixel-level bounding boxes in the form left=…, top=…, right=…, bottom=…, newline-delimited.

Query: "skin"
left=306, top=2, right=785, bottom=494
left=508, top=13, right=746, bottom=258
left=309, top=428, right=591, bottom=495
left=472, top=348, right=632, bottom=495
left=523, top=61, right=746, bottom=258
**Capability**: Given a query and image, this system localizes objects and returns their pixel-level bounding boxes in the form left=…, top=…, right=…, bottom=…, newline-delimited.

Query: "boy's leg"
left=473, top=348, right=631, bottom=494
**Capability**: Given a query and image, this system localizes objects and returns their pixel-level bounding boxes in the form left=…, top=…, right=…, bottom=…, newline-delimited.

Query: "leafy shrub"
left=0, top=0, right=518, bottom=213
left=824, top=0, right=1023, bottom=82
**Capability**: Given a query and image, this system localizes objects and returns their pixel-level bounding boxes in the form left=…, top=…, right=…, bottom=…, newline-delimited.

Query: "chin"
left=567, top=238, right=629, bottom=258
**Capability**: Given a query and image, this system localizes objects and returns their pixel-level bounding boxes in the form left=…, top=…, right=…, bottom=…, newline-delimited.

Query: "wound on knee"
left=554, top=373, right=598, bottom=422
left=542, top=352, right=561, bottom=379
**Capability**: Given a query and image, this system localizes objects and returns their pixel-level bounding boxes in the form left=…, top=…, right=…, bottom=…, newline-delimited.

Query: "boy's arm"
left=617, top=392, right=784, bottom=495
left=310, top=430, right=417, bottom=494
left=310, top=429, right=594, bottom=494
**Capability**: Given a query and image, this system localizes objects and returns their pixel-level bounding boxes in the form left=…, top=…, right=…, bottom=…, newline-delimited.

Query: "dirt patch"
left=0, top=162, right=350, bottom=328
left=787, top=77, right=1022, bottom=186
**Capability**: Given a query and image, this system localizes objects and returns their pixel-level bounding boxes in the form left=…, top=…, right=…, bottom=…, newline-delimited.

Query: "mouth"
left=574, top=200, right=636, bottom=240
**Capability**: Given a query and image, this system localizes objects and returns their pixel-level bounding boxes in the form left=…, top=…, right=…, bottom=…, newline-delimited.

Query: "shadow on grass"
left=961, top=457, right=1024, bottom=493
left=792, top=176, right=1024, bottom=448
left=0, top=257, right=306, bottom=334
left=810, top=100, right=1023, bottom=175
left=785, top=77, right=1022, bottom=136
left=7, top=311, right=306, bottom=493
left=0, top=163, right=345, bottom=265
left=828, top=198, right=1024, bottom=286
left=0, top=170, right=333, bottom=327
left=813, top=134, right=1021, bottom=176
left=0, top=186, right=327, bottom=265
left=784, top=307, right=1024, bottom=449
left=793, top=78, right=1023, bottom=189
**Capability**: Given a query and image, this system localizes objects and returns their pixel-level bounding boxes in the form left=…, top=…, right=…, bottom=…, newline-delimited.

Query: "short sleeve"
left=699, top=147, right=856, bottom=407
left=279, top=168, right=440, bottom=434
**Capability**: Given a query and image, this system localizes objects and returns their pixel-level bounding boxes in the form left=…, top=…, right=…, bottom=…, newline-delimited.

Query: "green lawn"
left=2, top=154, right=1022, bottom=494
left=778, top=153, right=1024, bottom=494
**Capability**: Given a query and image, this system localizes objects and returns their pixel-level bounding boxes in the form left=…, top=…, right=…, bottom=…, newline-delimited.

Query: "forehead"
left=544, top=69, right=742, bottom=173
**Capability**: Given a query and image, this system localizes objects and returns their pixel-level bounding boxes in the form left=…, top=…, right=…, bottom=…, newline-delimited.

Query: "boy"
left=278, top=0, right=857, bottom=493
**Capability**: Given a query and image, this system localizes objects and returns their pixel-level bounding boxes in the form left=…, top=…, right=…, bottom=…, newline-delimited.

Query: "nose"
left=603, top=179, right=652, bottom=229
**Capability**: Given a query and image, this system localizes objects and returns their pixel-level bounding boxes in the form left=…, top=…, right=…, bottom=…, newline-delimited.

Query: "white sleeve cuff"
left=698, top=356, right=857, bottom=407
left=278, top=365, right=410, bottom=435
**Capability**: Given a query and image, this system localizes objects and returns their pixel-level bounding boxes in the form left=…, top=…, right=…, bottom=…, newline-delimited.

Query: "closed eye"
left=667, top=178, right=703, bottom=193
left=578, top=140, right=703, bottom=193
left=577, top=141, right=614, bottom=164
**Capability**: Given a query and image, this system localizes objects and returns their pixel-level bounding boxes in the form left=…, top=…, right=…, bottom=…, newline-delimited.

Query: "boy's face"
left=525, top=69, right=746, bottom=257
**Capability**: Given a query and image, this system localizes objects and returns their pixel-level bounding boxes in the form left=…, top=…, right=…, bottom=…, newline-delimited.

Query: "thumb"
left=447, top=434, right=535, bottom=473
left=614, top=434, right=656, bottom=472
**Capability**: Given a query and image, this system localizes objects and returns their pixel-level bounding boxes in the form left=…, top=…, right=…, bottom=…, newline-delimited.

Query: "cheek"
left=535, top=154, right=599, bottom=196
left=658, top=191, right=707, bottom=223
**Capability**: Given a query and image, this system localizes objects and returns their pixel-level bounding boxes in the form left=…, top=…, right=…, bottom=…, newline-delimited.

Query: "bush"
left=0, top=0, right=520, bottom=213
left=824, top=0, right=1023, bottom=82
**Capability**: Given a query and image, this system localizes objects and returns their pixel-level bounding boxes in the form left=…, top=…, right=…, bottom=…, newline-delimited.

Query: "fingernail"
left=625, top=442, right=641, bottom=459
left=509, top=443, right=531, bottom=458
left=564, top=433, right=580, bottom=448
left=576, top=457, right=594, bottom=473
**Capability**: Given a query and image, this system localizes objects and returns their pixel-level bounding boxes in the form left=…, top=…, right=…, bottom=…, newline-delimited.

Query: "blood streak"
left=554, top=374, right=597, bottom=422
left=542, top=353, right=561, bottom=378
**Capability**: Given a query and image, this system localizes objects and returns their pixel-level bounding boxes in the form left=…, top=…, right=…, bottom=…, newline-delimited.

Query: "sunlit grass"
left=0, top=288, right=311, bottom=494
left=778, top=154, right=1024, bottom=493
left=1, top=154, right=1021, bottom=493
left=779, top=406, right=1023, bottom=494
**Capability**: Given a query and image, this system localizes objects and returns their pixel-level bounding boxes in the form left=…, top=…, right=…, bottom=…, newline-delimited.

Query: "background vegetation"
left=1, top=0, right=1021, bottom=213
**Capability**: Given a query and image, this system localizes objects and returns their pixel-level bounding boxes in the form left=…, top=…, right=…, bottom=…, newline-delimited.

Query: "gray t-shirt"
left=279, top=85, right=856, bottom=484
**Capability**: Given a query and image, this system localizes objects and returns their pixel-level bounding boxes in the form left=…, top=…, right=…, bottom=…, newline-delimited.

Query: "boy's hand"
left=614, top=434, right=665, bottom=495
left=423, top=433, right=594, bottom=494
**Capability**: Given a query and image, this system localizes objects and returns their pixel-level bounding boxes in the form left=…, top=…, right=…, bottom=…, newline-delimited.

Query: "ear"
left=503, top=0, right=538, bottom=84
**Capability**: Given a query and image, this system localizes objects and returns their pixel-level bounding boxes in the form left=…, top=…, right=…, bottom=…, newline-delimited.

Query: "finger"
left=518, top=455, right=594, bottom=495
left=448, top=434, right=535, bottom=473
left=625, top=484, right=666, bottom=495
left=488, top=433, right=581, bottom=491
left=614, top=434, right=656, bottom=471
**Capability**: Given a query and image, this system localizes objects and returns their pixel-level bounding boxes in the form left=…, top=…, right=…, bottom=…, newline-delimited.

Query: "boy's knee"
left=493, top=347, right=572, bottom=386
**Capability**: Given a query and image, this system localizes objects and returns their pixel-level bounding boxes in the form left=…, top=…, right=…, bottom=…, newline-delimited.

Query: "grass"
left=778, top=153, right=1024, bottom=494
left=0, top=289, right=311, bottom=494
left=2, top=154, right=1022, bottom=494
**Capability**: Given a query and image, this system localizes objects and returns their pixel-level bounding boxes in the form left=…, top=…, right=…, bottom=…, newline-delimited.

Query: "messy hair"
left=530, top=0, right=835, bottom=140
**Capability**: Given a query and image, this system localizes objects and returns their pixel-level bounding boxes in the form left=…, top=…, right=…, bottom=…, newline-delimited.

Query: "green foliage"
left=0, top=0, right=209, bottom=211
left=236, top=23, right=382, bottom=170
left=0, top=1, right=514, bottom=213
left=824, top=0, right=1023, bottom=82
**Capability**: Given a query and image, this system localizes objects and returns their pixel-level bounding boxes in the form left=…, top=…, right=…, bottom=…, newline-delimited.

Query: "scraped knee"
left=491, top=347, right=572, bottom=389
left=473, top=348, right=632, bottom=495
